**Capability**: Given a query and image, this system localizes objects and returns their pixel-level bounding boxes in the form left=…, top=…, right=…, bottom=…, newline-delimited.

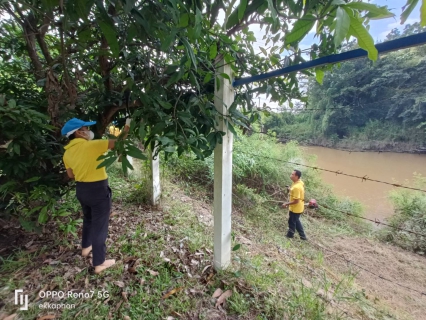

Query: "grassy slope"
left=0, top=135, right=421, bottom=320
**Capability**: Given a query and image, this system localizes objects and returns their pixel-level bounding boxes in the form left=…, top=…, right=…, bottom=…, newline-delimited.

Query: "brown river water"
left=303, top=146, right=426, bottom=221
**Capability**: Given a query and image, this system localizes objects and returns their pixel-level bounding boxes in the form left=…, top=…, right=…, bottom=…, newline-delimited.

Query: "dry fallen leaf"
left=114, top=281, right=125, bottom=288
left=202, top=265, right=211, bottom=274
left=115, top=301, right=123, bottom=312
left=123, top=316, right=131, bottom=320
left=25, top=240, right=34, bottom=248
left=122, top=291, right=129, bottom=303
left=162, top=287, right=184, bottom=299
left=212, top=288, right=223, bottom=298
left=123, top=256, right=138, bottom=263
left=4, top=314, right=17, bottom=320
left=205, top=273, right=214, bottom=283
left=147, top=269, right=159, bottom=276
left=215, top=290, right=232, bottom=308
left=128, top=259, right=140, bottom=274
left=189, top=288, right=204, bottom=295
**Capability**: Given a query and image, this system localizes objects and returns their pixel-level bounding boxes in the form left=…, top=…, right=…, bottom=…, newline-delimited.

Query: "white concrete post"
left=149, top=142, right=161, bottom=205
left=213, top=60, right=234, bottom=270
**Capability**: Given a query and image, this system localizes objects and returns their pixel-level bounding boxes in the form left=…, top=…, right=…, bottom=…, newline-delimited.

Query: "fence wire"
left=239, top=151, right=426, bottom=193
left=309, top=241, right=426, bottom=297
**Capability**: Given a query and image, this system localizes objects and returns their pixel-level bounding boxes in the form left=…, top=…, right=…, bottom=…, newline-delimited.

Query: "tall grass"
left=166, top=131, right=366, bottom=232
left=381, top=174, right=426, bottom=254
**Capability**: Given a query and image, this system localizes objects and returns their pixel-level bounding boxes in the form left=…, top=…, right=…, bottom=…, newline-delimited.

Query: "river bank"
left=302, top=146, right=426, bottom=221
left=279, top=137, right=426, bottom=154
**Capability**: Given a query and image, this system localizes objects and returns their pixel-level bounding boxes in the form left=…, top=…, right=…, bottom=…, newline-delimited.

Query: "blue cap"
left=61, top=118, right=97, bottom=136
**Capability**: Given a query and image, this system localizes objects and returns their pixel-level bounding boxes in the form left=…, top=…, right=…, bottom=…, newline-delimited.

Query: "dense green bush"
left=0, top=97, right=68, bottom=231
left=381, top=174, right=426, bottom=254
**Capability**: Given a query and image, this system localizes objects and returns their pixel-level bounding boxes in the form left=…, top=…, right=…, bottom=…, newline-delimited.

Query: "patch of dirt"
left=320, top=236, right=426, bottom=320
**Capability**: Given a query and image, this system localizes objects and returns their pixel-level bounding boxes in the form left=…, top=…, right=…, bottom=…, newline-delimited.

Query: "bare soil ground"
left=321, top=236, right=426, bottom=320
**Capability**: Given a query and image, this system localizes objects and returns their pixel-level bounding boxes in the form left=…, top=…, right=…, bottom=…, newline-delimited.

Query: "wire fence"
left=309, top=241, right=426, bottom=297
left=276, top=244, right=398, bottom=319
left=318, top=203, right=426, bottom=237
left=238, top=151, right=426, bottom=194
left=231, top=149, right=426, bottom=237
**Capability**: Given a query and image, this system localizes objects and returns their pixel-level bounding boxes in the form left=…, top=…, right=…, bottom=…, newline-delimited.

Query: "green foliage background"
left=264, top=23, right=426, bottom=148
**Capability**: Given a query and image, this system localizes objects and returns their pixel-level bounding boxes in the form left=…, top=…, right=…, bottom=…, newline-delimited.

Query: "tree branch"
left=99, top=35, right=113, bottom=92
left=98, top=100, right=142, bottom=136
left=227, top=18, right=261, bottom=36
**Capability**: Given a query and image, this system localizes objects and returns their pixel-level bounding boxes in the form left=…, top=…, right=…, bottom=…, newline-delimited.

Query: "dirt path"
left=316, top=236, right=426, bottom=320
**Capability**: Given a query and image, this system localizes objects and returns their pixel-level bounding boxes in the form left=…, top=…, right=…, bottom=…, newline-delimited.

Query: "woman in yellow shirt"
left=62, top=118, right=130, bottom=274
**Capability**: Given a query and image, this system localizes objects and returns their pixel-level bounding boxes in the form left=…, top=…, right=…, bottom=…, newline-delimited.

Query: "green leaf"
left=98, top=21, right=120, bottom=57
left=179, top=13, right=189, bottom=28
left=194, top=8, right=202, bottom=39
left=8, top=99, right=16, bottom=108
left=331, top=0, right=346, bottom=5
left=124, top=0, right=136, bottom=14
left=38, top=207, right=48, bottom=224
left=401, top=0, right=419, bottom=24
left=139, top=125, right=146, bottom=140
left=164, top=146, right=176, bottom=152
left=238, top=0, right=248, bottom=20
left=285, top=15, right=315, bottom=44
left=347, top=13, right=378, bottom=61
left=259, top=47, right=267, bottom=56
left=181, top=38, right=197, bottom=71
left=226, top=121, right=238, bottom=136
left=166, top=70, right=183, bottom=87
left=209, top=44, right=217, bottom=60
left=315, top=68, right=325, bottom=84
left=220, top=72, right=231, bottom=83
left=24, top=176, right=41, bottom=183
left=13, top=143, right=20, bottom=156
left=76, top=0, right=94, bottom=22
left=345, top=2, right=394, bottom=19
left=232, top=244, right=241, bottom=251
left=189, top=71, right=200, bottom=92
left=267, top=0, right=278, bottom=22
left=97, top=155, right=117, bottom=169
left=334, top=7, right=350, bottom=47
left=203, top=73, right=213, bottom=84
left=126, top=145, right=147, bottom=160
left=58, top=211, right=72, bottom=217
left=152, top=122, right=167, bottom=134
left=421, top=0, right=426, bottom=27
left=161, top=31, right=176, bottom=51
left=159, top=100, right=173, bottom=109
left=122, top=155, right=134, bottom=171
left=41, top=0, right=59, bottom=9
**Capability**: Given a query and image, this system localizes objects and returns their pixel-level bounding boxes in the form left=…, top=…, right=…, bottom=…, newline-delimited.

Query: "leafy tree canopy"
left=0, top=0, right=421, bottom=226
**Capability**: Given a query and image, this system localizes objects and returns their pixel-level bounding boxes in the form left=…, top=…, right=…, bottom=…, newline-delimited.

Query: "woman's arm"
left=67, top=168, right=75, bottom=180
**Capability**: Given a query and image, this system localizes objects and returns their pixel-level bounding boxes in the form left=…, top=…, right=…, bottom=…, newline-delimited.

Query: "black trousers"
left=76, top=179, right=111, bottom=266
left=287, top=211, right=306, bottom=239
